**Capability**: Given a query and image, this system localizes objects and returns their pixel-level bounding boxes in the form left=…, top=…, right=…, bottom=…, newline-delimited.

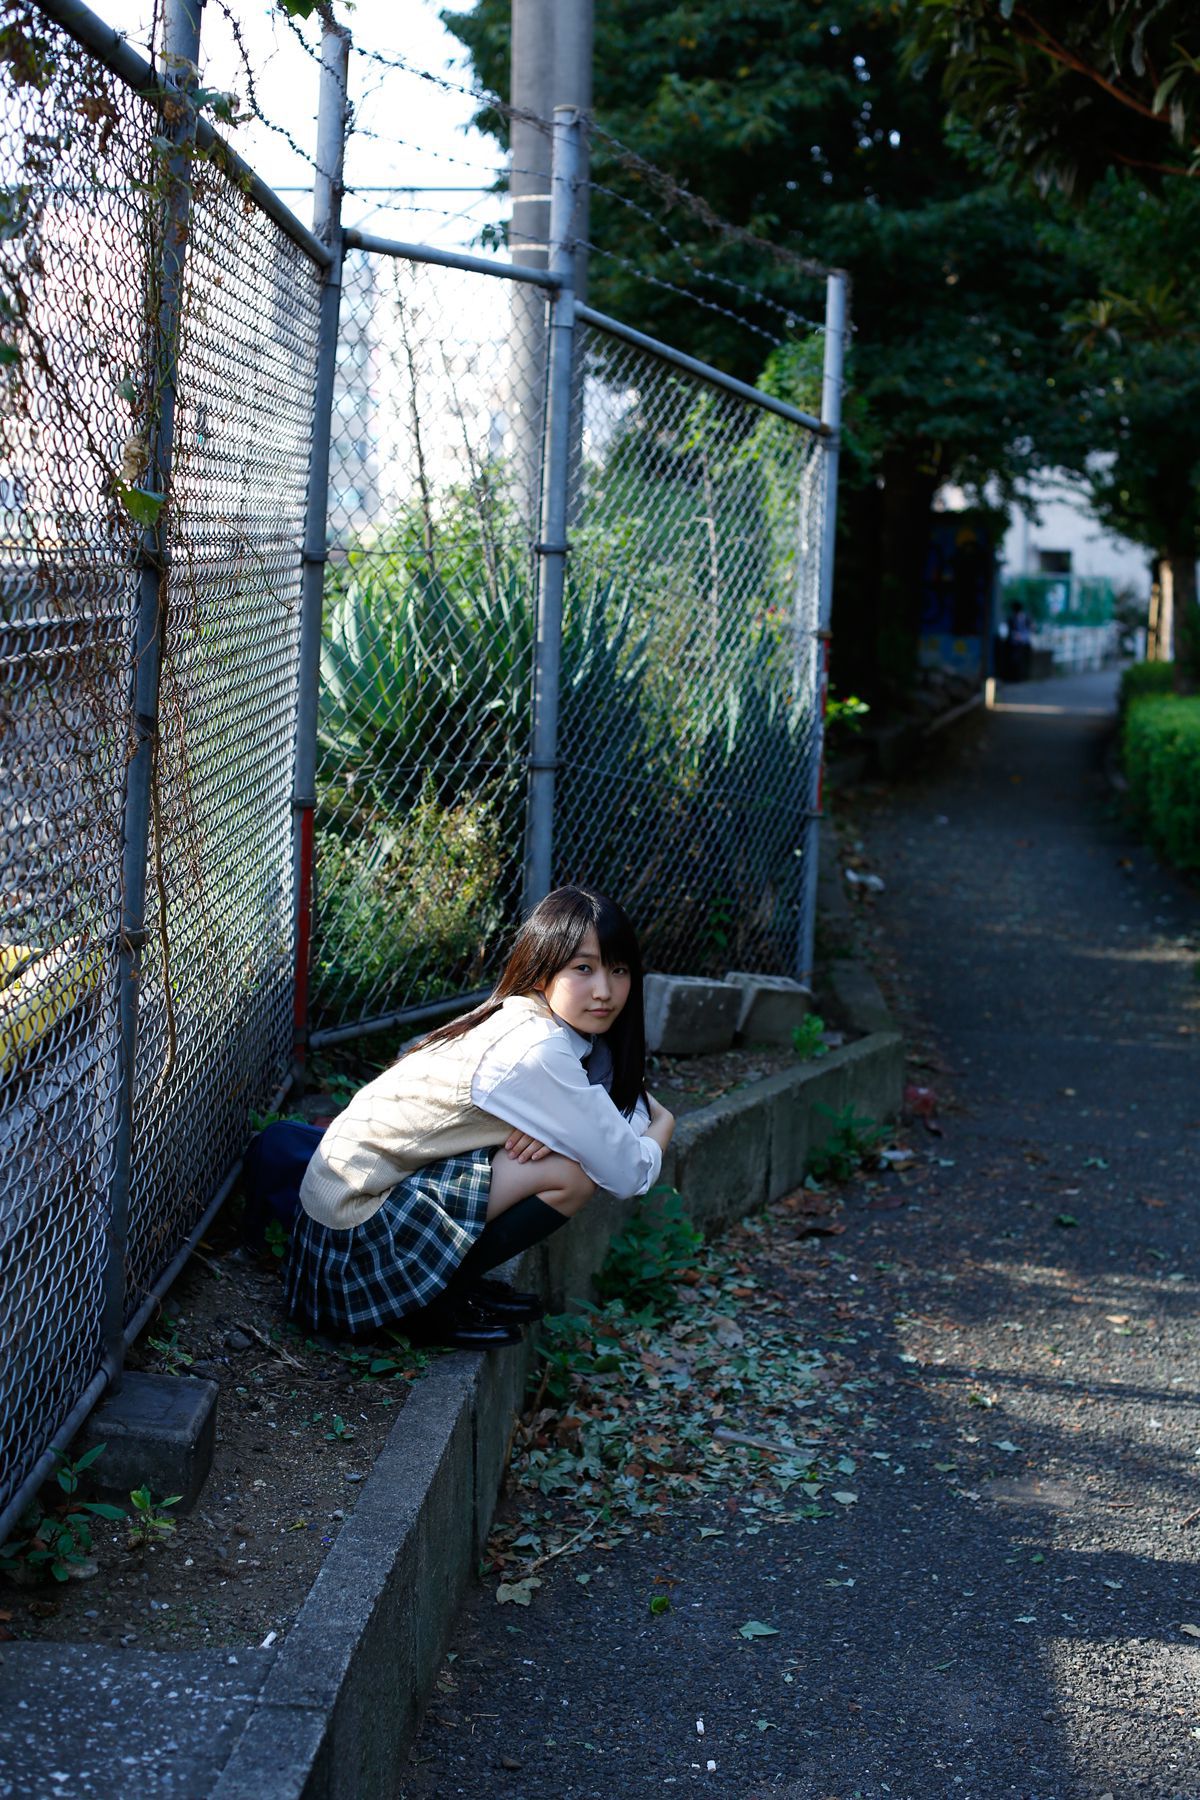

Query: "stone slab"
left=723, top=970, right=813, bottom=1042
left=72, top=1371, right=218, bottom=1514
left=0, top=1645, right=275, bottom=1800
left=822, top=959, right=895, bottom=1038
left=643, top=973, right=741, bottom=1055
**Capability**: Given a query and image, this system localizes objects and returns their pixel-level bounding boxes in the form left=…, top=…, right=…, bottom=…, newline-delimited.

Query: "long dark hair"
left=409, top=886, right=647, bottom=1114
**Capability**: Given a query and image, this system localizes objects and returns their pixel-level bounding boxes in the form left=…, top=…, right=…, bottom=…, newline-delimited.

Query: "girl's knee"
left=540, top=1159, right=596, bottom=1215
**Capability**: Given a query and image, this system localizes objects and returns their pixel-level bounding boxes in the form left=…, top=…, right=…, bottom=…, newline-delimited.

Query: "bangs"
left=590, top=895, right=643, bottom=973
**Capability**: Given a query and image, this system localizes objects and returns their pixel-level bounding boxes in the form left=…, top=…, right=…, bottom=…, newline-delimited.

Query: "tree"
left=445, top=0, right=1089, bottom=702
left=1051, top=175, right=1200, bottom=677
left=905, top=0, right=1200, bottom=196
left=906, top=0, right=1200, bottom=677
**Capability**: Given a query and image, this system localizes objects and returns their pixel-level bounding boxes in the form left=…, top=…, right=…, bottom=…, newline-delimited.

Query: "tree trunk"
left=1166, top=548, right=1200, bottom=691
left=877, top=451, right=940, bottom=699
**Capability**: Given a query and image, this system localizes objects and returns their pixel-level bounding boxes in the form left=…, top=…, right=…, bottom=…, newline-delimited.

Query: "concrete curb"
left=0, top=945, right=903, bottom=1800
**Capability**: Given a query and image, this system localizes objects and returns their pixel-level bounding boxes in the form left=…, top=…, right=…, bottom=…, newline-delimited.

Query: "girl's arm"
left=474, top=1030, right=666, bottom=1198
left=644, top=1093, right=675, bottom=1158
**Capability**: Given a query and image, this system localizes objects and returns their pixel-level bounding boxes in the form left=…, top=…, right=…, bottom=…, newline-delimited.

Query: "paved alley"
left=402, top=670, right=1200, bottom=1800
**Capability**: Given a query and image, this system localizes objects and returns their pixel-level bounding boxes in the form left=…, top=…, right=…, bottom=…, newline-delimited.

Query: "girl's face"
left=540, top=928, right=631, bottom=1036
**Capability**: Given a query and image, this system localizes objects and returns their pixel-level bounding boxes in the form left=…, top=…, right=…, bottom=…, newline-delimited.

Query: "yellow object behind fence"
left=0, top=942, right=107, bottom=1077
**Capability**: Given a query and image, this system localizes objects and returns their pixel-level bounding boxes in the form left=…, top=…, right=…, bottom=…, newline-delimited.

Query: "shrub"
left=312, top=780, right=509, bottom=1019
left=1118, top=661, right=1176, bottom=720
left=1122, top=693, right=1200, bottom=872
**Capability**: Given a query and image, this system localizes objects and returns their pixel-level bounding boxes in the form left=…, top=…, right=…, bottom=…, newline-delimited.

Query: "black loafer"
left=469, top=1278, right=545, bottom=1323
left=401, top=1297, right=524, bottom=1350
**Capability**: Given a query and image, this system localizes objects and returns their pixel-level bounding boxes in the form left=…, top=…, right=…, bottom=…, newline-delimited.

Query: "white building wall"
left=1002, top=475, right=1151, bottom=595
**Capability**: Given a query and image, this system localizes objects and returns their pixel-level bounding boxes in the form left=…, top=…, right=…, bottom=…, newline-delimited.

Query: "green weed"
left=147, top=1325, right=193, bottom=1375
left=264, top=1220, right=290, bottom=1261
left=807, top=1104, right=887, bottom=1183
left=0, top=1445, right=126, bottom=1584
left=127, top=1486, right=182, bottom=1548
left=593, top=1186, right=704, bottom=1315
left=790, top=1014, right=828, bottom=1061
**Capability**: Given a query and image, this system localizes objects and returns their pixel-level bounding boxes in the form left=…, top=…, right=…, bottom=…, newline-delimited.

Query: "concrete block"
left=644, top=973, right=741, bottom=1054
left=766, top=1077, right=813, bottom=1194
left=724, top=970, right=812, bottom=1043
left=255, top=1354, right=478, bottom=1800
left=821, top=959, right=895, bottom=1037
left=208, top=1703, right=332, bottom=1800
left=673, top=1090, right=770, bottom=1228
left=73, top=1371, right=218, bottom=1512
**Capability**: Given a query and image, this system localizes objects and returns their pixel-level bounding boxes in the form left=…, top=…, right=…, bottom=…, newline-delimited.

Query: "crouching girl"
left=284, top=886, right=674, bottom=1349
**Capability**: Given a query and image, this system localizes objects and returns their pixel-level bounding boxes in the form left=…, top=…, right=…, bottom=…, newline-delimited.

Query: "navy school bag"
left=241, top=1119, right=326, bottom=1248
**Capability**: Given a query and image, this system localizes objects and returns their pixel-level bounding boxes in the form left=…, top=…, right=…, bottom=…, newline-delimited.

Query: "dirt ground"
left=0, top=1206, right=428, bottom=1655
left=1, top=1033, right=837, bottom=1657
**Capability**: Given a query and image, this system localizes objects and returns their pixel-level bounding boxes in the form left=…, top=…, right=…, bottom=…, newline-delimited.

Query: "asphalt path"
left=401, top=669, right=1200, bottom=1800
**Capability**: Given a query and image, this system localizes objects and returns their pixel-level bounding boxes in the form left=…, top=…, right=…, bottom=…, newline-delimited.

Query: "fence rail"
left=0, top=0, right=844, bottom=1543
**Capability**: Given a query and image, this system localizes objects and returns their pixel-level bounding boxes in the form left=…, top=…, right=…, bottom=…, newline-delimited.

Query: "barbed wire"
left=588, top=179, right=825, bottom=333
left=209, top=0, right=345, bottom=185
left=588, top=121, right=837, bottom=285
left=582, top=241, right=787, bottom=349
left=275, top=12, right=548, bottom=185
left=351, top=125, right=508, bottom=181
left=317, top=39, right=840, bottom=285
left=193, top=12, right=843, bottom=331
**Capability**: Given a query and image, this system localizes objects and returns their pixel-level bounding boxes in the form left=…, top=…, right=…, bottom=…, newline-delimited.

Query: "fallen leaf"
left=831, top=1491, right=858, bottom=1505
left=649, top=1595, right=671, bottom=1616
left=496, top=1577, right=542, bottom=1607
left=738, top=1620, right=779, bottom=1639
left=1179, top=1623, right=1200, bottom=1639
left=992, top=1441, right=1020, bottom=1455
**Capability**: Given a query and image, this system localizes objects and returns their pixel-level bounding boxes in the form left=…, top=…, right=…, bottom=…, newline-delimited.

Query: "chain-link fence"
left=311, top=249, right=548, bottom=1039
left=554, top=318, right=826, bottom=977
left=1, top=6, right=839, bottom=1541
left=311, top=255, right=830, bottom=1038
left=0, top=0, right=323, bottom=1537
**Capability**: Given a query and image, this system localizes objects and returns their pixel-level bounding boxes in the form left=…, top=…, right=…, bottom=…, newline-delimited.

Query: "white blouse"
left=472, top=1006, right=660, bottom=1199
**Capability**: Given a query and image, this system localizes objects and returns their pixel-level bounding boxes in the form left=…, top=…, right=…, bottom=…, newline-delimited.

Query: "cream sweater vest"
left=299, top=994, right=554, bottom=1230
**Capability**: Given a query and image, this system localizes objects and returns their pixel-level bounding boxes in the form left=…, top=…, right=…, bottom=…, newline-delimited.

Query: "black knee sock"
left=438, top=1196, right=568, bottom=1303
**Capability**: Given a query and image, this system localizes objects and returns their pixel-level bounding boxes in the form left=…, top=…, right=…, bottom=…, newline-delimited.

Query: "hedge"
left=1118, top=660, right=1176, bottom=719
left=1122, top=691, right=1200, bottom=872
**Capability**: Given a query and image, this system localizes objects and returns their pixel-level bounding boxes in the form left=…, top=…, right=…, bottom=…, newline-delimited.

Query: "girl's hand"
left=504, top=1130, right=552, bottom=1163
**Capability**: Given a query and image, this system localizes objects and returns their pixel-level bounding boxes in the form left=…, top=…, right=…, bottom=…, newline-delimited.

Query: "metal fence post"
left=291, top=19, right=350, bottom=1073
left=522, top=106, right=581, bottom=911
left=100, top=0, right=204, bottom=1377
left=798, top=270, right=847, bottom=985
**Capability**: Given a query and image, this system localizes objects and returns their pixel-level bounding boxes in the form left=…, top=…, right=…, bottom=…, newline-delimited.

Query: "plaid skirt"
left=283, top=1150, right=493, bottom=1339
